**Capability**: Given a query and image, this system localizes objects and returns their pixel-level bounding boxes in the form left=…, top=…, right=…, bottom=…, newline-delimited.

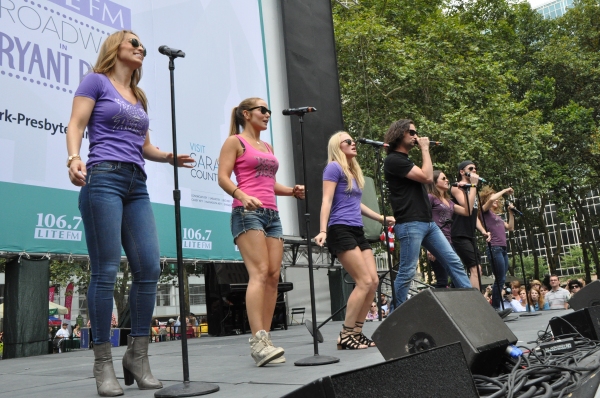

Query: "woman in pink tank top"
left=218, top=97, right=305, bottom=367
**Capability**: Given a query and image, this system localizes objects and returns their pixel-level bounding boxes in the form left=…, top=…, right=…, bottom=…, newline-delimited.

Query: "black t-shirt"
left=451, top=187, right=479, bottom=238
left=384, top=151, right=432, bottom=224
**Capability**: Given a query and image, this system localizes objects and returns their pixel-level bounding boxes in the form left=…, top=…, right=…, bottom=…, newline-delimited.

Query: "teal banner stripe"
left=0, top=182, right=241, bottom=260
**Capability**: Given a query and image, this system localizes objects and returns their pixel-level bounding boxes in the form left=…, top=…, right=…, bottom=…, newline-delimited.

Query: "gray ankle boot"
left=92, top=342, right=124, bottom=397
left=122, top=335, right=163, bottom=389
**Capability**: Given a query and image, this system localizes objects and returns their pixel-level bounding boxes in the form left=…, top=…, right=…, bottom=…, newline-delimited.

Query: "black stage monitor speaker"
left=372, top=288, right=517, bottom=376
left=550, top=306, right=600, bottom=340
left=282, top=342, right=478, bottom=398
left=568, top=280, right=600, bottom=311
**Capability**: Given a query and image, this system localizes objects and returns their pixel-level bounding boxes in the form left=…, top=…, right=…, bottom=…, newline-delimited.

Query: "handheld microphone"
left=158, top=45, right=186, bottom=58
left=506, top=201, right=524, bottom=217
left=451, top=183, right=476, bottom=188
left=465, top=172, right=487, bottom=183
left=430, top=141, right=442, bottom=146
left=282, top=107, right=317, bottom=116
left=358, top=138, right=388, bottom=147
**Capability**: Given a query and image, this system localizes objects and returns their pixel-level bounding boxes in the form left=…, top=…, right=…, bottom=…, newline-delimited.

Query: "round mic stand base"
left=155, top=382, right=220, bottom=398
left=304, top=320, right=324, bottom=343
left=295, top=355, right=340, bottom=366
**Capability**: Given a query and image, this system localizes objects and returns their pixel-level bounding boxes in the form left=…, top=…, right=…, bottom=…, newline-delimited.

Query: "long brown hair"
left=93, top=30, right=148, bottom=112
left=426, top=170, right=450, bottom=200
left=384, top=119, right=413, bottom=154
left=479, top=186, right=504, bottom=215
left=529, top=286, right=545, bottom=309
left=229, top=98, right=263, bottom=136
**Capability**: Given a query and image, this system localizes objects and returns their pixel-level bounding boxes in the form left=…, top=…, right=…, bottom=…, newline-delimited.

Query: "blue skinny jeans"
left=79, top=162, right=160, bottom=344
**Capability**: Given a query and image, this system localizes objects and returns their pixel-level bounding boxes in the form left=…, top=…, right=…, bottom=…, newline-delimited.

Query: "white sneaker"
left=249, top=330, right=284, bottom=367
left=267, top=332, right=285, bottom=364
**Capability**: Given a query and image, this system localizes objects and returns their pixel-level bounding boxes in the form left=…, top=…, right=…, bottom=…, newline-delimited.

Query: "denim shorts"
left=230, top=207, right=283, bottom=243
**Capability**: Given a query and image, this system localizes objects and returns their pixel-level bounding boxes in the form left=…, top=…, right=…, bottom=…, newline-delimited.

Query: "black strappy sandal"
left=354, top=321, right=376, bottom=347
left=337, top=325, right=368, bottom=350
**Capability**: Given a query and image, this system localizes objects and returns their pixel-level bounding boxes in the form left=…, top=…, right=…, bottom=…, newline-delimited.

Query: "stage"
left=0, top=309, right=592, bottom=397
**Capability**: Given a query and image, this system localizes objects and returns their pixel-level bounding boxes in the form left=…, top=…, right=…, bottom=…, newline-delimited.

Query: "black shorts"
left=451, top=236, right=479, bottom=268
left=327, top=224, right=371, bottom=255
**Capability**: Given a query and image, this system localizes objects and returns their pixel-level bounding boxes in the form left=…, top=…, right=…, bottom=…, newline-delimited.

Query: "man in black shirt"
left=384, top=119, right=471, bottom=308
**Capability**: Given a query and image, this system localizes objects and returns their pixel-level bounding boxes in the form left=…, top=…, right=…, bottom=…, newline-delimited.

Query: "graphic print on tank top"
left=436, top=202, right=453, bottom=228
left=112, top=98, right=147, bottom=136
left=254, top=157, right=277, bottom=179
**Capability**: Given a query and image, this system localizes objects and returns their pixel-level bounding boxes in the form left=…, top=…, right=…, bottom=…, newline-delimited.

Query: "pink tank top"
left=232, top=136, right=279, bottom=211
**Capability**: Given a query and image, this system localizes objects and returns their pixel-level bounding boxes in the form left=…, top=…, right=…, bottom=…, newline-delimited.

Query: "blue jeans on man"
left=79, top=162, right=161, bottom=344
left=393, top=221, right=471, bottom=308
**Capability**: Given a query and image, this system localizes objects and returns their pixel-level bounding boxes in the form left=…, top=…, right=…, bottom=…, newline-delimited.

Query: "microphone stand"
left=373, top=145, right=396, bottom=313
left=292, top=112, right=339, bottom=367
left=155, top=53, right=219, bottom=398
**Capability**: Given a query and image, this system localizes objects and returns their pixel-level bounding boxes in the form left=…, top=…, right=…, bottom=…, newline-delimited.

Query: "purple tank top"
left=428, top=194, right=455, bottom=243
left=232, top=136, right=279, bottom=211
left=482, top=210, right=507, bottom=247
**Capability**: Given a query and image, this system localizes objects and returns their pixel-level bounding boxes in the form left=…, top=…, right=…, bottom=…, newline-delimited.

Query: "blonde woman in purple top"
left=315, top=132, right=394, bottom=350
left=66, top=30, right=194, bottom=396
left=218, top=97, right=304, bottom=366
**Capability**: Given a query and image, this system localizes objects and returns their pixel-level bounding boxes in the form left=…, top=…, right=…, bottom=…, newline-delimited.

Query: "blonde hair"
left=93, top=30, right=148, bottom=112
left=479, top=186, right=504, bottom=214
left=326, top=132, right=365, bottom=191
left=229, top=97, right=263, bottom=136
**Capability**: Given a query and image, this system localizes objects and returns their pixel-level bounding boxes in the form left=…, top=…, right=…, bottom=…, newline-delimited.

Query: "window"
left=156, top=285, right=171, bottom=306
left=189, top=285, right=206, bottom=305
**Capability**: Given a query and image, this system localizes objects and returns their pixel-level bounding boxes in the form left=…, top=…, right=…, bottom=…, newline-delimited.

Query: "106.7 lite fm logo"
left=182, top=227, right=212, bottom=250
left=34, top=212, right=83, bottom=241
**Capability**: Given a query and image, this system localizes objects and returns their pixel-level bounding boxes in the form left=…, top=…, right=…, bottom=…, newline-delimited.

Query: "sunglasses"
left=408, top=129, right=418, bottom=136
left=128, top=38, right=147, bottom=57
left=248, top=106, right=272, bottom=115
left=371, top=305, right=377, bottom=307
left=439, top=176, right=448, bottom=181
left=466, top=166, right=477, bottom=172
left=341, top=139, right=356, bottom=146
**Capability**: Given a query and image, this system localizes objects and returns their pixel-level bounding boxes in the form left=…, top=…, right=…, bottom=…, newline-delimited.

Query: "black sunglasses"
left=439, top=176, right=448, bottom=181
left=128, top=38, right=147, bottom=57
left=466, top=166, right=477, bottom=171
left=248, top=106, right=272, bottom=115
left=408, top=129, right=418, bottom=136
left=341, top=139, right=356, bottom=146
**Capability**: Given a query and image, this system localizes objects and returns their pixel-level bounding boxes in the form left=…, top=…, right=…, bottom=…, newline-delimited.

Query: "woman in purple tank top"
left=66, top=30, right=194, bottom=396
left=314, top=132, right=394, bottom=350
left=218, top=97, right=305, bottom=367
left=425, top=170, right=478, bottom=288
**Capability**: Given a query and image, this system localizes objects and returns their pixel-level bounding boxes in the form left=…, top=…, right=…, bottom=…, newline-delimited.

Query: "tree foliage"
left=333, top=0, right=600, bottom=280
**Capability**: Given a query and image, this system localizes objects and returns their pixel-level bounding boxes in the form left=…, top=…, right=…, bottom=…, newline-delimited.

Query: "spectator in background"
left=518, top=287, right=528, bottom=308
left=55, top=323, right=70, bottom=353
left=530, top=279, right=542, bottom=291
left=540, top=284, right=549, bottom=297
left=503, top=288, right=525, bottom=312
left=526, top=287, right=549, bottom=311
left=73, top=324, right=81, bottom=339
left=568, top=279, right=583, bottom=298
left=366, top=302, right=379, bottom=321
left=545, top=275, right=570, bottom=309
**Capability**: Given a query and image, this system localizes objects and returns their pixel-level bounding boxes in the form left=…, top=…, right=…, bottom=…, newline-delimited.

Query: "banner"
left=48, top=286, right=55, bottom=302
left=0, top=0, right=273, bottom=260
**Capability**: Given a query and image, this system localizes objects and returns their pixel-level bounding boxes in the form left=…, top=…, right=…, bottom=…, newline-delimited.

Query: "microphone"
left=465, top=172, right=487, bottom=183
left=158, top=45, right=186, bottom=58
left=282, top=106, right=317, bottom=116
left=430, top=141, right=442, bottom=146
left=358, top=138, right=388, bottom=147
left=506, top=201, right=524, bottom=217
left=451, top=183, right=476, bottom=188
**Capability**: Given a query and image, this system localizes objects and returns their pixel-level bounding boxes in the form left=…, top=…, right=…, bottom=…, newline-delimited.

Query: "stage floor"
left=0, top=309, right=576, bottom=397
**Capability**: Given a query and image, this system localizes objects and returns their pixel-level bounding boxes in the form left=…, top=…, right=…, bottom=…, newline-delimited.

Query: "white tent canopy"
left=0, top=302, right=69, bottom=318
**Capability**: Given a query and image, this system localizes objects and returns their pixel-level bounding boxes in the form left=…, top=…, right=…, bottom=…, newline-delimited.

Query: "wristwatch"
left=67, top=154, right=81, bottom=167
